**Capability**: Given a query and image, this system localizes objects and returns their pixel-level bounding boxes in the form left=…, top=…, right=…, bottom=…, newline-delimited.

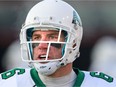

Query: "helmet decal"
left=72, top=11, right=82, bottom=26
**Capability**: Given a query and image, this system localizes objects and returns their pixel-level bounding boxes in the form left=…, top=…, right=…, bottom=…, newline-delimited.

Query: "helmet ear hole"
left=73, top=43, right=76, bottom=48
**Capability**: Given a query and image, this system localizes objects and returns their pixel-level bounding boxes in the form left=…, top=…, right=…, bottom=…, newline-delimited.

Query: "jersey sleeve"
left=0, top=68, right=33, bottom=87
left=0, top=70, right=18, bottom=87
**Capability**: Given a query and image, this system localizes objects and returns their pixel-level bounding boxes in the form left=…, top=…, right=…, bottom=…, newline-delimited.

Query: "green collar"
left=30, top=68, right=85, bottom=87
left=73, top=69, right=85, bottom=87
left=30, top=69, right=45, bottom=87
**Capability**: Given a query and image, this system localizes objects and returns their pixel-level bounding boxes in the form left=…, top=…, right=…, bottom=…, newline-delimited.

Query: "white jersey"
left=0, top=68, right=116, bottom=87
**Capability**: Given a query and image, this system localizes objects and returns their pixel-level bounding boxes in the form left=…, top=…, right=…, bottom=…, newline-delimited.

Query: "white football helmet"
left=20, top=0, right=83, bottom=75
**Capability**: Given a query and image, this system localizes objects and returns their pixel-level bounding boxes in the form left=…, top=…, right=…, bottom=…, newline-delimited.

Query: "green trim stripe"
left=73, top=70, right=85, bottom=87
left=30, top=68, right=46, bottom=87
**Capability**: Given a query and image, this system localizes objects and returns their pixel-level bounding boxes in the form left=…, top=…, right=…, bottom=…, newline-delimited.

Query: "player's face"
left=32, top=30, right=65, bottom=61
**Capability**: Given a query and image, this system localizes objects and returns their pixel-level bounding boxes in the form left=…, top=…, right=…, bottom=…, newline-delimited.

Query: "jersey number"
left=1, top=68, right=25, bottom=79
left=90, top=72, right=113, bottom=83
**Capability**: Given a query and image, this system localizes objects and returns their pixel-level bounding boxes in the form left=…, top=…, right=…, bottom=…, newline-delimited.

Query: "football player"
left=0, top=0, right=116, bottom=87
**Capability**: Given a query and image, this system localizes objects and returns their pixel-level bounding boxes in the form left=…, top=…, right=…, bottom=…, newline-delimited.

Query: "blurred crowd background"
left=0, top=0, right=116, bottom=77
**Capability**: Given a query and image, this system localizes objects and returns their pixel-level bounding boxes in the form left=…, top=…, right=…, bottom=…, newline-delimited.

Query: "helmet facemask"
left=20, top=24, right=80, bottom=75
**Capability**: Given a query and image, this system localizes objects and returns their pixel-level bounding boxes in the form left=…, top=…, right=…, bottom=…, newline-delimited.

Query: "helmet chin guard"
left=34, top=61, right=60, bottom=75
left=20, top=0, right=83, bottom=75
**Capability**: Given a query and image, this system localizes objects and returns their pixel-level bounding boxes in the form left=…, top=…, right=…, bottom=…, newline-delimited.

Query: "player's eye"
left=32, top=36, right=41, bottom=41
left=48, top=35, right=58, bottom=40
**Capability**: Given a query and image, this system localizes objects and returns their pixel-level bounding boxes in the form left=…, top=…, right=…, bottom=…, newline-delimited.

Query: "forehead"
left=32, top=30, right=59, bottom=35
